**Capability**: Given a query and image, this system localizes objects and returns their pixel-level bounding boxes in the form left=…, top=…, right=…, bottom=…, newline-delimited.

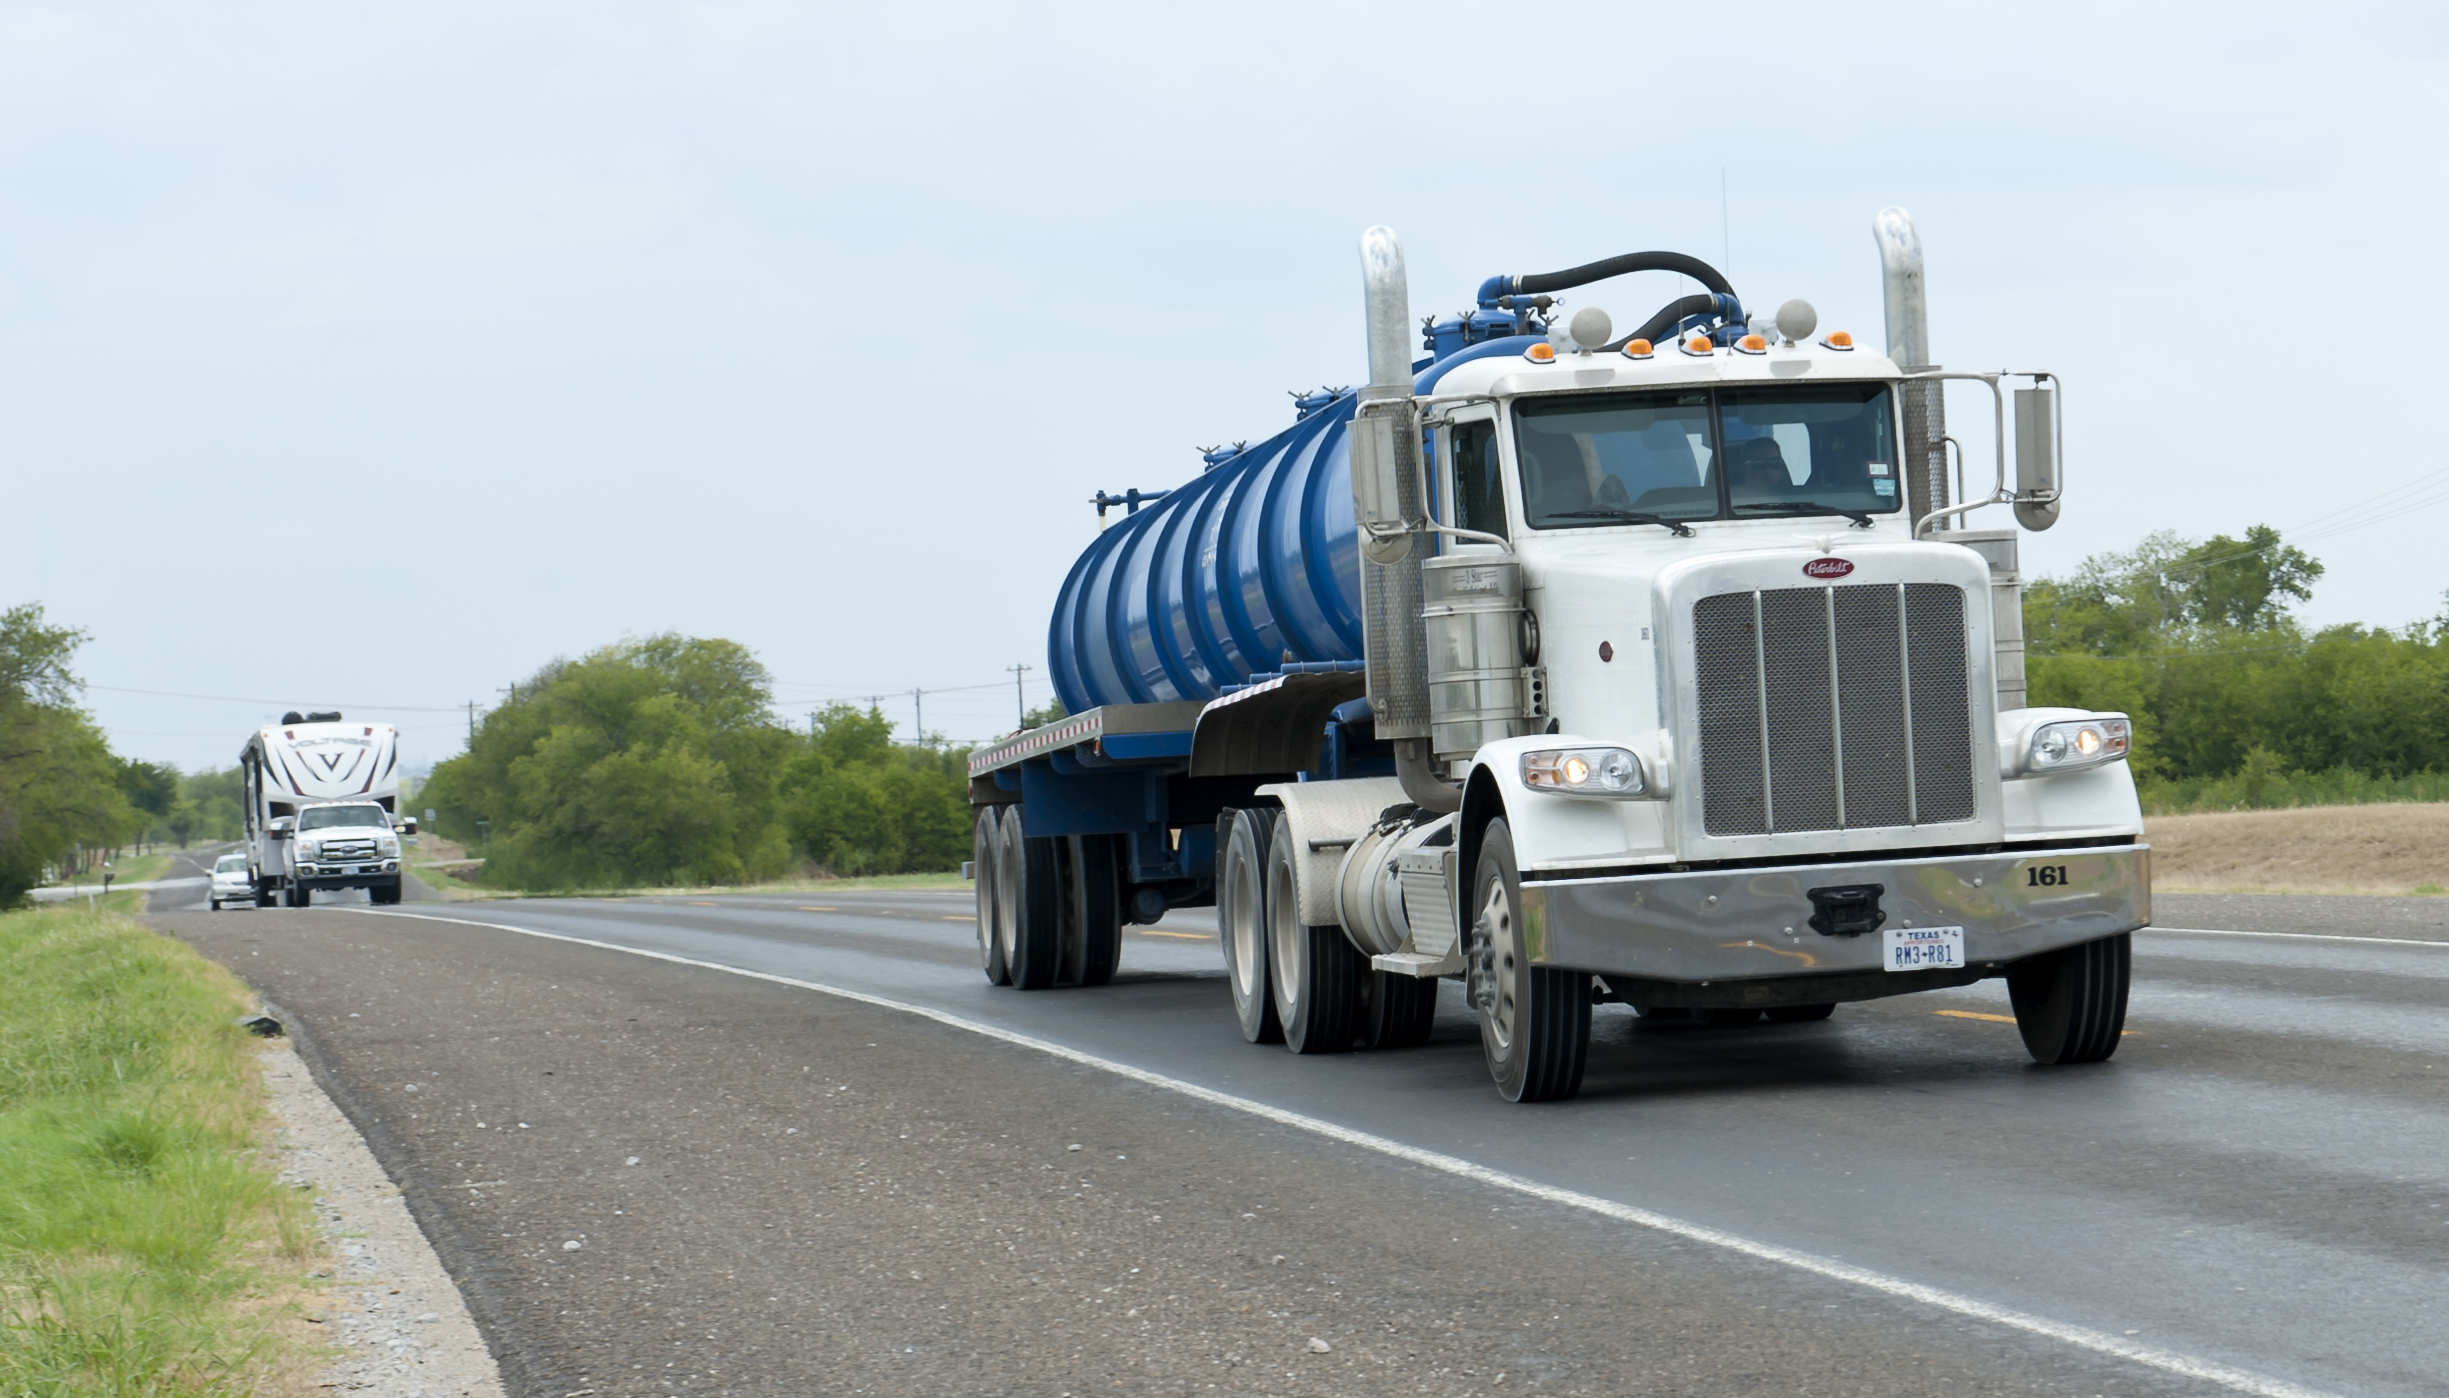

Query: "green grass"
left=0, top=908, right=317, bottom=1395
left=41, top=855, right=176, bottom=893
left=2140, top=765, right=2449, bottom=815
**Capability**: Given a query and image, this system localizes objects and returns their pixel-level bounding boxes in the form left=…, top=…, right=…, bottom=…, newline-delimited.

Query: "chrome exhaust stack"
left=1352, top=227, right=1456, bottom=810
left=1875, top=208, right=1951, bottom=531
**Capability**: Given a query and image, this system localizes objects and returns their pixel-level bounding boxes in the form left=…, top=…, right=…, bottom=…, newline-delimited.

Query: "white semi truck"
left=967, top=209, right=2145, bottom=1102
left=241, top=712, right=407, bottom=907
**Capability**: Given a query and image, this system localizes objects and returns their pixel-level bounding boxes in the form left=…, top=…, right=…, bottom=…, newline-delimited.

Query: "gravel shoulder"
left=158, top=906, right=2226, bottom=1398
left=261, top=1032, right=506, bottom=1397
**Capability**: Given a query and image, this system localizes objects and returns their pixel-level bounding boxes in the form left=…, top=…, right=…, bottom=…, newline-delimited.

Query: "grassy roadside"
left=40, top=853, right=178, bottom=893
left=0, top=907, right=320, bottom=1395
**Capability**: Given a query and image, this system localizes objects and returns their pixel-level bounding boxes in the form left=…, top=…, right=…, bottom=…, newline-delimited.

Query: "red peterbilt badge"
left=1803, top=557, right=1855, bottom=579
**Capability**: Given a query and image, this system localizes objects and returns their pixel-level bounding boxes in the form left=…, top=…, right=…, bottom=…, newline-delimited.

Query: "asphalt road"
left=152, top=882, right=2449, bottom=1398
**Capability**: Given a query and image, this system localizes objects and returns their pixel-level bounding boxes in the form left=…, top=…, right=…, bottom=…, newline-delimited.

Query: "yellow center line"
left=797, top=906, right=835, bottom=912
left=941, top=915, right=974, bottom=922
left=1934, top=1009, right=2135, bottom=1035
left=687, top=900, right=721, bottom=907
left=1138, top=929, right=1209, bottom=940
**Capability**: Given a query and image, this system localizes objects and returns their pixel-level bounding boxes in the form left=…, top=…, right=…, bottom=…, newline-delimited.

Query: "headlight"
left=1521, top=746, right=1647, bottom=798
left=2022, top=716, right=2130, bottom=775
left=379, top=839, right=399, bottom=856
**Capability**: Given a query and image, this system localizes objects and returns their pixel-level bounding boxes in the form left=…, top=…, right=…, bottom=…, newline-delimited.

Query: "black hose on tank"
left=1603, top=293, right=1721, bottom=352
left=1482, top=250, right=1735, bottom=302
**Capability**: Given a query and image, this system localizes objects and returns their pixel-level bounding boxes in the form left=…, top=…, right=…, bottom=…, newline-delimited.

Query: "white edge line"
left=2147, top=926, right=2449, bottom=949
left=347, top=906, right=2339, bottom=1398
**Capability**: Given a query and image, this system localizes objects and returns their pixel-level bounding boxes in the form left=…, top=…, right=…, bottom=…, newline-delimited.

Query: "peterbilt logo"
left=1803, top=557, right=1855, bottom=579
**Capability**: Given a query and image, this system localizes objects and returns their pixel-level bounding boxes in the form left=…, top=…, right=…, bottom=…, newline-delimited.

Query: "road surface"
left=153, top=882, right=2449, bottom=1397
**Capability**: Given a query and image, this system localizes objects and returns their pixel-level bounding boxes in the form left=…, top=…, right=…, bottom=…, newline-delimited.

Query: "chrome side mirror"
left=2014, top=383, right=2060, bottom=531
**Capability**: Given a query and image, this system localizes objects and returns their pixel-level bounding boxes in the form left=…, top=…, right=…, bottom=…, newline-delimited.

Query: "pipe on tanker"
left=1602, top=292, right=1719, bottom=353
left=1875, top=206, right=1950, bottom=529
left=1480, top=250, right=1735, bottom=304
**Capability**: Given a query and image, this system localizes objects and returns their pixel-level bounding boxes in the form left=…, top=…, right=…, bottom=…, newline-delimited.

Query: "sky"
left=4, top=2, right=2446, bottom=772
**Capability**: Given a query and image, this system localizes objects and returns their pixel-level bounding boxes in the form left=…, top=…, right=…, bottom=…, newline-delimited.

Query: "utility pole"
left=912, top=688, right=925, bottom=746
left=1009, top=663, right=1031, bottom=728
left=467, top=701, right=477, bottom=743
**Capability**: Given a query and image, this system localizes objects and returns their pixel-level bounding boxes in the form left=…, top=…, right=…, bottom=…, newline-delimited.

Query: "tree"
left=0, top=604, right=139, bottom=901
left=419, top=635, right=795, bottom=889
left=779, top=704, right=971, bottom=876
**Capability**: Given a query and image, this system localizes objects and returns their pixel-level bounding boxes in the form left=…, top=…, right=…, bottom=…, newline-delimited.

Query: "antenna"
left=1720, top=167, right=1731, bottom=280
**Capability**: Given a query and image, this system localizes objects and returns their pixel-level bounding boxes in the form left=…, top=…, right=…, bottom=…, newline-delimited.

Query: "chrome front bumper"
left=1520, top=842, right=2149, bottom=984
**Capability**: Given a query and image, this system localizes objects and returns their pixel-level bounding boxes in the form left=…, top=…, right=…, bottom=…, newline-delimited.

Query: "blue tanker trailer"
left=967, top=212, right=2147, bottom=1102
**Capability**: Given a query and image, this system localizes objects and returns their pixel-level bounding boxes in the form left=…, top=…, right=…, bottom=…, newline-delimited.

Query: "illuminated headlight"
left=1521, top=747, right=1647, bottom=798
left=2023, top=716, right=2130, bottom=775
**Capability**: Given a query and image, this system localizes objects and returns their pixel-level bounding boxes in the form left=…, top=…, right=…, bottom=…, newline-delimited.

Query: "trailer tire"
left=1266, top=814, right=1360, bottom=1054
left=1068, top=836, right=1123, bottom=988
left=974, top=809, right=1009, bottom=986
left=2008, top=932, right=2130, bottom=1065
left=1217, top=809, right=1283, bottom=1045
left=255, top=880, right=276, bottom=909
left=1001, top=821, right=1064, bottom=991
left=285, top=884, right=309, bottom=908
left=1765, top=1002, right=1836, bottom=1023
left=1357, top=970, right=1439, bottom=1050
left=1469, top=819, right=1589, bottom=1102
left=209, top=898, right=222, bottom=911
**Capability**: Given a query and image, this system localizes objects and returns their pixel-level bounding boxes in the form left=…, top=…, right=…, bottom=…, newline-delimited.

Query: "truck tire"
left=1216, top=809, right=1283, bottom=1045
left=1469, top=818, right=1589, bottom=1102
left=210, top=898, right=222, bottom=911
left=975, top=809, right=1009, bottom=986
left=1265, top=813, right=1360, bottom=1054
left=255, top=880, right=276, bottom=909
left=1067, top=836, right=1123, bottom=989
left=285, top=884, right=310, bottom=908
left=1357, top=970, right=1439, bottom=1050
left=369, top=879, right=402, bottom=905
left=2008, top=932, right=2130, bottom=1065
left=997, top=815, right=1062, bottom=990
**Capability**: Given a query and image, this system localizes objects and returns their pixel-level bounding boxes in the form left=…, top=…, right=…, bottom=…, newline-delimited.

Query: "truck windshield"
left=299, top=804, right=388, bottom=831
left=1514, top=382, right=1900, bottom=530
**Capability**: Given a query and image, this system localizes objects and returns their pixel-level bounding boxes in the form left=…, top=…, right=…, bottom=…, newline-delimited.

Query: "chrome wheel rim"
left=1268, top=850, right=1301, bottom=1015
left=1479, top=876, right=1518, bottom=1051
left=1228, top=845, right=1265, bottom=1002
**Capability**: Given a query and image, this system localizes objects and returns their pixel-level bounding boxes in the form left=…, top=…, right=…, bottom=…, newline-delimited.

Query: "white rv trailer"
left=241, top=711, right=405, bottom=907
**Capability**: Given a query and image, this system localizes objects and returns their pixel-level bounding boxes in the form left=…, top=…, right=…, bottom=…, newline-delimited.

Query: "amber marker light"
left=1735, top=333, right=1768, bottom=354
left=1621, top=338, right=1654, bottom=359
left=1524, top=342, right=1557, bottom=363
left=1822, top=330, right=1855, bottom=350
left=1681, top=335, right=1713, bottom=356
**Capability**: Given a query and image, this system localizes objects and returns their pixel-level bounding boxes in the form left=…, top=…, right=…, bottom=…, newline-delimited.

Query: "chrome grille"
left=318, top=839, right=378, bottom=861
left=1692, top=582, right=1975, bottom=836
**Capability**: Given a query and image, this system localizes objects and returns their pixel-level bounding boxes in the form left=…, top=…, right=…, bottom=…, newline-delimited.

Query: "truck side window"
left=1451, top=419, right=1507, bottom=541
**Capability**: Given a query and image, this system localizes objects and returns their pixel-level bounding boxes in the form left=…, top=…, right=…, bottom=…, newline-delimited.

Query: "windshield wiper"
left=1545, top=508, right=1696, bottom=537
left=1733, top=501, right=1876, bottom=529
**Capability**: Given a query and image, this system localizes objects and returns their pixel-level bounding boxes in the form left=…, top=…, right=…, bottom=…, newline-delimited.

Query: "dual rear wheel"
left=972, top=806, right=1122, bottom=992
left=1218, top=807, right=1438, bottom=1054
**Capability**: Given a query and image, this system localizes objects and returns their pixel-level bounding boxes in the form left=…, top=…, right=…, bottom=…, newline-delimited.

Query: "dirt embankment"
left=2148, top=802, right=2449, bottom=895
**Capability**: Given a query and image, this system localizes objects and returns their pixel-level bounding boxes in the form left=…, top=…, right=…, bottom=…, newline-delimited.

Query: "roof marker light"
left=1735, top=334, right=1768, bottom=355
left=1621, top=338, right=1653, bottom=359
left=1524, top=342, right=1557, bottom=363
left=1822, top=330, right=1855, bottom=350
left=1680, top=335, right=1713, bottom=357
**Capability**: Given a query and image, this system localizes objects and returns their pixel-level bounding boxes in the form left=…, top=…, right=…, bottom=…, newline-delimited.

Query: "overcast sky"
left=5, top=2, right=2445, bottom=772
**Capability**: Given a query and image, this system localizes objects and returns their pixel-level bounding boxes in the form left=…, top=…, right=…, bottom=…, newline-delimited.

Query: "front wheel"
left=285, top=884, right=309, bottom=908
left=1468, top=819, right=1589, bottom=1102
left=209, top=898, right=222, bottom=911
left=2008, top=933, right=2130, bottom=1064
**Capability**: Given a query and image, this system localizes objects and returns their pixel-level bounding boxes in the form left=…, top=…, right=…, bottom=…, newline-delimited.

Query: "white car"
left=208, top=853, right=255, bottom=911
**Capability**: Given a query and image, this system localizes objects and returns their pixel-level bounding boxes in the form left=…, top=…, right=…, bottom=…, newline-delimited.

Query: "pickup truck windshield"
left=1514, top=382, right=1900, bottom=530
left=299, top=804, right=388, bottom=831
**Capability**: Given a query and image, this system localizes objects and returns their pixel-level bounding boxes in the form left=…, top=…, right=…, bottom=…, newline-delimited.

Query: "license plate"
left=1883, top=925, right=1965, bottom=971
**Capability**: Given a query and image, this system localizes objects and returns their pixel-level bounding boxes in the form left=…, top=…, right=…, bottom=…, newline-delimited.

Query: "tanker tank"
left=1046, top=251, right=1742, bottom=716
